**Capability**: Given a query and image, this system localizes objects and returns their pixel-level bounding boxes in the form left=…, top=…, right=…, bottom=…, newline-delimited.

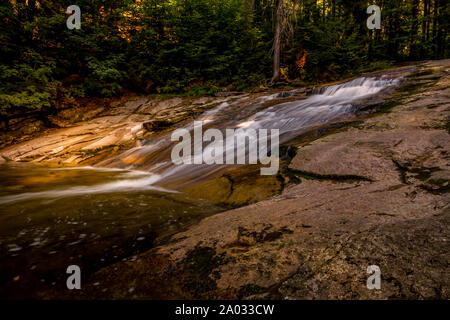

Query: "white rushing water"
left=235, top=77, right=400, bottom=137
left=142, top=76, right=402, bottom=182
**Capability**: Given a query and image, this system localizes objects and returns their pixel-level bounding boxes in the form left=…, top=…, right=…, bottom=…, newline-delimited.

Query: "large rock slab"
left=0, top=95, right=240, bottom=165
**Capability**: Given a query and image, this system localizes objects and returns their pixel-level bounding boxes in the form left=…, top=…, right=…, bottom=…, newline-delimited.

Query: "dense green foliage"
left=0, top=0, right=448, bottom=117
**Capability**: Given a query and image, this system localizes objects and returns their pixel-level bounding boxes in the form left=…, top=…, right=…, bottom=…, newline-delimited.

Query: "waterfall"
left=0, top=75, right=402, bottom=202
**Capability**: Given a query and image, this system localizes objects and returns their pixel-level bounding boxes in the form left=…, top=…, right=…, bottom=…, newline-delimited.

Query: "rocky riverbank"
left=2, top=60, right=449, bottom=300
left=76, top=60, right=449, bottom=300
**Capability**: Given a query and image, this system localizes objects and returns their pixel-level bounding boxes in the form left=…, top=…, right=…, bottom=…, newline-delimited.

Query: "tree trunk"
left=409, top=0, right=419, bottom=59
left=426, top=0, right=431, bottom=40
left=436, top=0, right=446, bottom=57
left=271, top=0, right=283, bottom=84
left=422, top=0, right=428, bottom=41
left=433, top=0, right=439, bottom=57
left=322, top=0, right=326, bottom=22
left=433, top=0, right=438, bottom=39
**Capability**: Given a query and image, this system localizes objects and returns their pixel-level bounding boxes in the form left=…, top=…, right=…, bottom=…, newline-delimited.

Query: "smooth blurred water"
left=0, top=163, right=222, bottom=297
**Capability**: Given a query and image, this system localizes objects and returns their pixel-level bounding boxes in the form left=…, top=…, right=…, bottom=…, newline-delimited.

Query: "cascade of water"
left=0, top=76, right=402, bottom=202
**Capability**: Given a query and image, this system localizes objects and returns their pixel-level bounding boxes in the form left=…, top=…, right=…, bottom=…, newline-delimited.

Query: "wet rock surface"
left=0, top=94, right=244, bottom=165
left=74, top=60, right=450, bottom=300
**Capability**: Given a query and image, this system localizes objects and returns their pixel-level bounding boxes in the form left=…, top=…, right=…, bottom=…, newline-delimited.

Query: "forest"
left=0, top=0, right=449, bottom=122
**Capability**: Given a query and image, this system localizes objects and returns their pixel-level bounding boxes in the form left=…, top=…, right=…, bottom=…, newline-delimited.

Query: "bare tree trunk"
left=433, top=0, right=439, bottom=57
left=436, top=0, right=445, bottom=57
left=433, top=0, right=439, bottom=39
left=271, top=0, right=283, bottom=84
left=409, top=0, right=419, bottom=59
left=422, top=0, right=427, bottom=40
left=322, top=0, right=326, bottom=22
left=426, top=0, right=431, bottom=40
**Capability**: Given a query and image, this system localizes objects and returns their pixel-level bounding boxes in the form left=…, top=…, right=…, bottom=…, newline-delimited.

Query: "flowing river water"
left=0, top=74, right=404, bottom=297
